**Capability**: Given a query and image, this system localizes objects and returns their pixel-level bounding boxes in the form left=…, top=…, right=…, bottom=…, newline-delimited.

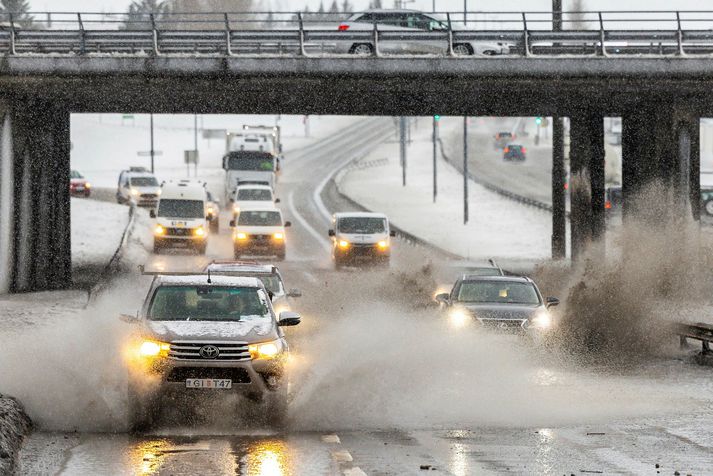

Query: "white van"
left=150, top=180, right=210, bottom=254
left=328, top=212, right=396, bottom=268
left=231, top=183, right=278, bottom=219
left=230, top=207, right=291, bottom=261
left=117, top=168, right=161, bottom=207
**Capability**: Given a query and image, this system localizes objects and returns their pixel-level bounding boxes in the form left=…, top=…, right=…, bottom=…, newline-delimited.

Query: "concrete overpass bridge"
left=1, top=10, right=712, bottom=292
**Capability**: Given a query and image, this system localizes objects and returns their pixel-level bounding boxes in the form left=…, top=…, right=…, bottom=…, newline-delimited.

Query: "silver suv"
left=122, top=273, right=301, bottom=431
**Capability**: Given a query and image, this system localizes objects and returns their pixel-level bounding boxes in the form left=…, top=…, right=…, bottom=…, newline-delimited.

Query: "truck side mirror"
left=275, top=198, right=281, bottom=203
left=229, top=219, right=236, bottom=227
left=278, top=311, right=301, bottom=326
left=546, top=297, right=560, bottom=308
left=435, top=293, right=450, bottom=304
left=284, top=221, right=292, bottom=227
left=149, top=209, right=156, bottom=218
left=328, top=229, right=335, bottom=237
left=119, top=312, right=139, bottom=324
left=390, top=230, right=396, bottom=237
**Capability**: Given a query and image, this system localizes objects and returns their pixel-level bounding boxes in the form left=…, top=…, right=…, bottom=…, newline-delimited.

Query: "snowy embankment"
left=0, top=394, right=31, bottom=475
left=337, top=117, right=553, bottom=262
left=71, top=197, right=130, bottom=270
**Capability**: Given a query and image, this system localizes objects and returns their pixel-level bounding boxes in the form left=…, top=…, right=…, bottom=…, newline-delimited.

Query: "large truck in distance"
left=223, top=151, right=277, bottom=202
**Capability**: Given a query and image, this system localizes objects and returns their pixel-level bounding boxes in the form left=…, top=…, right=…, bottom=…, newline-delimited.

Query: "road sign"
left=184, top=150, right=199, bottom=164
left=137, top=151, right=162, bottom=157
left=202, top=129, right=226, bottom=139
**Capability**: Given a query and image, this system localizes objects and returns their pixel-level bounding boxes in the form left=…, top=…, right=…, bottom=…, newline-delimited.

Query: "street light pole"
left=193, top=114, right=198, bottom=177
left=463, top=116, right=469, bottom=224
left=551, top=0, right=567, bottom=259
left=400, top=116, right=407, bottom=187
left=433, top=116, right=439, bottom=202
left=150, top=113, right=155, bottom=174
left=464, top=0, right=468, bottom=26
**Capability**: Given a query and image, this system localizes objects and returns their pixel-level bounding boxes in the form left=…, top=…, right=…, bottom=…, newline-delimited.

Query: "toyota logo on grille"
left=199, top=345, right=220, bottom=359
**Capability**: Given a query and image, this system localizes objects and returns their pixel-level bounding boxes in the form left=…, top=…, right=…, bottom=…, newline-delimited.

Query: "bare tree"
left=565, top=0, right=589, bottom=30
left=122, top=0, right=170, bottom=30
left=168, top=0, right=259, bottom=30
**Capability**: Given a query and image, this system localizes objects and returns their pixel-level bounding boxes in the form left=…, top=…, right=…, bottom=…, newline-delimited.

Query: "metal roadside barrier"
left=86, top=202, right=137, bottom=304
left=2, top=10, right=713, bottom=57
left=675, top=322, right=713, bottom=357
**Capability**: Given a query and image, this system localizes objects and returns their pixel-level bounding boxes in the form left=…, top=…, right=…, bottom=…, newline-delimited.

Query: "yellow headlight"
left=449, top=309, right=470, bottom=328
left=139, top=340, right=170, bottom=358
left=273, top=232, right=284, bottom=240
left=338, top=240, right=350, bottom=249
left=85, top=182, right=91, bottom=189
left=236, top=232, right=248, bottom=240
left=194, top=227, right=206, bottom=237
left=531, top=311, right=552, bottom=329
left=131, top=188, right=139, bottom=196
left=377, top=240, right=389, bottom=249
left=233, top=205, right=240, bottom=213
left=248, top=340, right=281, bottom=360
left=154, top=225, right=165, bottom=235
left=207, top=207, right=215, bottom=215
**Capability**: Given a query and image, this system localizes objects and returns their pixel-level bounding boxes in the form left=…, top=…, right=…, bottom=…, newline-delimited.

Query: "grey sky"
left=29, top=0, right=710, bottom=13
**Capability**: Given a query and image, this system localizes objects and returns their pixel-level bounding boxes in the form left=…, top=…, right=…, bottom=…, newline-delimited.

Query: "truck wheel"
left=276, top=249, right=286, bottom=261
left=128, top=384, right=156, bottom=433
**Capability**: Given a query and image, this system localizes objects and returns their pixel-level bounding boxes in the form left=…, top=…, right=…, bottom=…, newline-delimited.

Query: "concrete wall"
left=0, top=109, right=14, bottom=293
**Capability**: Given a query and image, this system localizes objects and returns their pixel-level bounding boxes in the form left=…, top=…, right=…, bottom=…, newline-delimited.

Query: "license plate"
left=185, top=379, right=232, bottom=389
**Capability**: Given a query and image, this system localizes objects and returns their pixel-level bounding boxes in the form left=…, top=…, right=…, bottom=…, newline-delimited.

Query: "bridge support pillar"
left=569, top=112, right=605, bottom=261
left=0, top=98, right=71, bottom=293
left=622, top=106, right=699, bottom=223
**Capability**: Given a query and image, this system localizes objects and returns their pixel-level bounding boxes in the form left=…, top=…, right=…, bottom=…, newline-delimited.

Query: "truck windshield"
left=131, top=177, right=158, bottom=187
left=237, top=189, right=272, bottom=201
left=225, top=152, right=275, bottom=171
left=457, top=281, right=540, bottom=305
left=157, top=199, right=204, bottom=219
left=238, top=210, right=282, bottom=226
left=338, top=217, right=386, bottom=234
left=148, top=286, right=270, bottom=322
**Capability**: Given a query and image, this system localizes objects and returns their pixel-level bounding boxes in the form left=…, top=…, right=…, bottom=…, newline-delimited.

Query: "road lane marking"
left=332, top=450, right=353, bottom=463
left=321, top=434, right=341, bottom=444
left=287, top=190, right=331, bottom=252
left=343, top=468, right=367, bottom=476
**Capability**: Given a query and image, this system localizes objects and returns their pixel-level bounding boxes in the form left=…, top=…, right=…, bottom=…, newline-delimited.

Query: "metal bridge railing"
left=2, top=10, right=713, bottom=57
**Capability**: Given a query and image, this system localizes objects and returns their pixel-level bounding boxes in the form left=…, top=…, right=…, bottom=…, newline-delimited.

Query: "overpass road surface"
left=16, top=120, right=713, bottom=475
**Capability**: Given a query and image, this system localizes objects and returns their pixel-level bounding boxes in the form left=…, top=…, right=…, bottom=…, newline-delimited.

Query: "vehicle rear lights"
left=504, top=147, right=509, bottom=153
left=338, top=24, right=350, bottom=31
left=521, top=147, right=526, bottom=153
left=605, top=201, right=612, bottom=209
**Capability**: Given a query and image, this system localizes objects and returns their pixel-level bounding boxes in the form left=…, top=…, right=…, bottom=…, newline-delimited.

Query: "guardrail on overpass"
left=3, top=10, right=713, bottom=57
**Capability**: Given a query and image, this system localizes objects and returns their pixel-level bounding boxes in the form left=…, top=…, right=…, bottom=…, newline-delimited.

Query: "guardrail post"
left=297, top=12, right=307, bottom=56
left=521, top=12, right=530, bottom=57
left=8, top=13, right=16, bottom=55
left=150, top=13, right=160, bottom=56
left=77, top=13, right=86, bottom=55
left=446, top=13, right=454, bottom=56
left=676, top=11, right=685, bottom=56
left=224, top=13, right=233, bottom=56
left=598, top=12, right=607, bottom=57
left=372, top=20, right=380, bottom=57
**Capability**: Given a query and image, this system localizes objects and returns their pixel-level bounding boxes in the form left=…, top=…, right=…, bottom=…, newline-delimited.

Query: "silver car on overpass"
left=334, top=9, right=510, bottom=56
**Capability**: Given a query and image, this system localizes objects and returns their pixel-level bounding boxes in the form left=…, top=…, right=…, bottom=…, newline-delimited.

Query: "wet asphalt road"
left=17, top=119, right=713, bottom=475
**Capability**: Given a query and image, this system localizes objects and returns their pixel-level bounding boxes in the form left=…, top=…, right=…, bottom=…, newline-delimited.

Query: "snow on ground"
left=338, top=117, right=553, bottom=262
left=71, top=114, right=359, bottom=188
left=70, top=197, right=130, bottom=270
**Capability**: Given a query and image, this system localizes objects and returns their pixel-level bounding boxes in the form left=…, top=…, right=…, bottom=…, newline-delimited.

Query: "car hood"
left=338, top=232, right=388, bottom=244
left=459, top=303, right=540, bottom=321
left=145, top=319, right=276, bottom=342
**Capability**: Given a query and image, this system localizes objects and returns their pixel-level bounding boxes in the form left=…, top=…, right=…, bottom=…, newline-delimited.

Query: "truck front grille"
left=166, top=227, right=192, bottom=236
left=169, top=342, right=251, bottom=361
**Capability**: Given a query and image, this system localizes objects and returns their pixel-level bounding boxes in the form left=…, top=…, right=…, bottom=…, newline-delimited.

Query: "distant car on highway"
left=605, top=185, right=623, bottom=214
left=117, top=168, right=160, bottom=207
left=69, top=170, right=91, bottom=197
left=230, top=207, right=291, bottom=260
left=151, top=180, right=210, bottom=255
left=231, top=183, right=278, bottom=220
left=494, top=131, right=515, bottom=149
left=703, top=188, right=713, bottom=216
left=203, top=260, right=302, bottom=315
left=206, top=190, right=221, bottom=233
left=503, top=144, right=526, bottom=162
left=434, top=275, right=559, bottom=331
left=335, top=9, right=509, bottom=56
left=329, top=212, right=396, bottom=268
left=122, top=273, right=301, bottom=431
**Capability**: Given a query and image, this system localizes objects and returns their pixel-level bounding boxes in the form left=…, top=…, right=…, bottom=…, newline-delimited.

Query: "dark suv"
left=435, top=275, right=558, bottom=331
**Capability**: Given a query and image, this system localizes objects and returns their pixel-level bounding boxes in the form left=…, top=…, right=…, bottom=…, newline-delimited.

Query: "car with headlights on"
left=434, top=275, right=559, bottom=332
left=230, top=208, right=291, bottom=260
left=117, top=168, right=160, bottom=207
left=69, top=170, right=91, bottom=197
left=329, top=212, right=396, bottom=269
left=231, top=184, right=278, bottom=220
left=203, top=260, right=302, bottom=315
left=121, top=273, right=301, bottom=431
left=150, top=180, right=210, bottom=254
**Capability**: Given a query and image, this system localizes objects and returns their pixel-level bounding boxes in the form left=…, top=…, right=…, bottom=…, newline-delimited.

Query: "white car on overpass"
left=334, top=9, right=510, bottom=56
